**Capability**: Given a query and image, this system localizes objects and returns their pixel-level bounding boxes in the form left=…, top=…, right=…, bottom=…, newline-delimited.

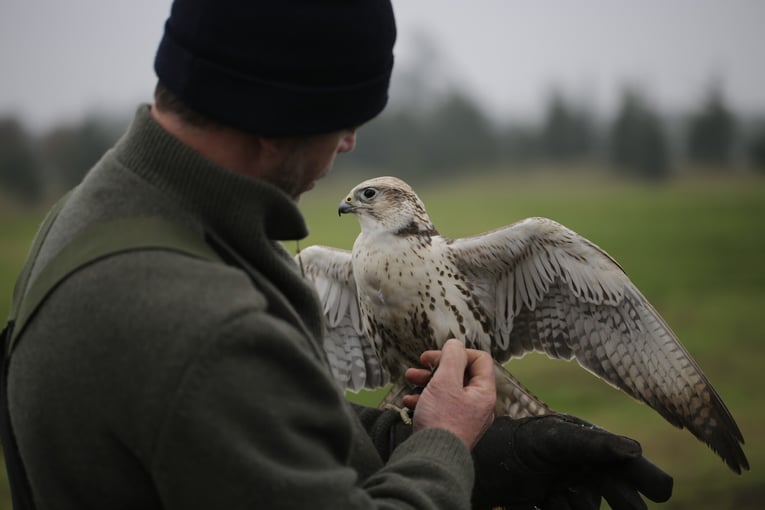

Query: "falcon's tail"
left=494, top=362, right=552, bottom=418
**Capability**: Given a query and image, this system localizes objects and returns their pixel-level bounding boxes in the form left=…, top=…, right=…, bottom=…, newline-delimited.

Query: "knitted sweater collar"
left=113, top=105, right=309, bottom=245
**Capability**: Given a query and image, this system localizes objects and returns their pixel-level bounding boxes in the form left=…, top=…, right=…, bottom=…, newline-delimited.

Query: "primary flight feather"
left=297, top=176, right=748, bottom=473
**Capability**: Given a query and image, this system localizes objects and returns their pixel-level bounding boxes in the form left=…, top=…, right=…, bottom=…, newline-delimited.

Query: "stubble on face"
left=262, top=133, right=342, bottom=201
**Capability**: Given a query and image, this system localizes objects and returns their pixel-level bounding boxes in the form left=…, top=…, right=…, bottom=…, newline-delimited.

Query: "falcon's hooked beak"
left=338, top=199, right=355, bottom=216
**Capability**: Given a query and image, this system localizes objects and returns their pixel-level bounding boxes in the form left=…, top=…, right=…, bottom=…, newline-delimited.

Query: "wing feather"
left=449, top=216, right=748, bottom=473
left=296, top=245, right=388, bottom=391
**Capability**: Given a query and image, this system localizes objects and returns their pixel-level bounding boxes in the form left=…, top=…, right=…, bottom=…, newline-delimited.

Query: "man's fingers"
left=464, top=348, right=495, bottom=390
left=419, top=349, right=442, bottom=369
left=518, top=415, right=642, bottom=466
left=416, top=343, right=495, bottom=394
left=427, top=339, right=467, bottom=389
left=402, top=394, right=419, bottom=410
left=619, top=457, right=673, bottom=503
left=541, top=415, right=671, bottom=503
left=410, top=340, right=496, bottom=450
left=405, top=367, right=433, bottom=387
left=600, top=475, right=647, bottom=510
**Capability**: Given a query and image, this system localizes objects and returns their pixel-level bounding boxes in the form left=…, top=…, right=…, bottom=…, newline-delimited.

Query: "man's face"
left=265, top=129, right=356, bottom=201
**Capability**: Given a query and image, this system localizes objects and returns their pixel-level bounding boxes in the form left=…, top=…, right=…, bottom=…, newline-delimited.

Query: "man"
left=3, top=1, right=672, bottom=508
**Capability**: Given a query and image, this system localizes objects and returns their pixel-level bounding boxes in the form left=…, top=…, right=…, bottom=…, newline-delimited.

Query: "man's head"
left=154, top=0, right=396, bottom=137
left=151, top=0, right=395, bottom=200
left=152, top=82, right=358, bottom=200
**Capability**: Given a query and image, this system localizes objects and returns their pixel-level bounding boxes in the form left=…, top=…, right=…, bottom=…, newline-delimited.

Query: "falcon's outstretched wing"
left=448, top=216, right=748, bottom=473
left=296, top=245, right=388, bottom=391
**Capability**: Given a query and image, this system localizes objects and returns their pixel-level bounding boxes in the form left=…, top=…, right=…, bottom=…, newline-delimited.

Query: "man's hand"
left=402, top=339, right=496, bottom=450
left=471, top=414, right=673, bottom=510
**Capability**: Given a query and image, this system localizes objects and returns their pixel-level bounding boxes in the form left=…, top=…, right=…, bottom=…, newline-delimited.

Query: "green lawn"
left=0, top=202, right=45, bottom=506
left=1, top=170, right=763, bottom=509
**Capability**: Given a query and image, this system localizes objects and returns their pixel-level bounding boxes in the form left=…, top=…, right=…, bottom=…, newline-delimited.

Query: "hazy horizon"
left=1, top=0, right=764, bottom=131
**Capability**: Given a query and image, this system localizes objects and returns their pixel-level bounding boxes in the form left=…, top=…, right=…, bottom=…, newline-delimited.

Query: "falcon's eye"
left=362, top=188, right=377, bottom=199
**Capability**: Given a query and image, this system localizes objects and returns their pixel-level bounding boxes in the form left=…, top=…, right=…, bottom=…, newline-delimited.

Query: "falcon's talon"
left=384, top=404, right=412, bottom=425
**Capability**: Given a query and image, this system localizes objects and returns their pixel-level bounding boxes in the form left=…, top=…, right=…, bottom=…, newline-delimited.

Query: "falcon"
left=296, top=176, right=748, bottom=473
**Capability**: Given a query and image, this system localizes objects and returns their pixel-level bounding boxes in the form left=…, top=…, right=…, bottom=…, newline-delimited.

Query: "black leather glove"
left=471, top=414, right=673, bottom=510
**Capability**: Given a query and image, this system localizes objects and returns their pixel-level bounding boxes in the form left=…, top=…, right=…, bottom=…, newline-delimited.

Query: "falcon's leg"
left=379, top=382, right=415, bottom=424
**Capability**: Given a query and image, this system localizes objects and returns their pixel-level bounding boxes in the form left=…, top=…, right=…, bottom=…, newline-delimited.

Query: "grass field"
left=1, top=169, right=763, bottom=508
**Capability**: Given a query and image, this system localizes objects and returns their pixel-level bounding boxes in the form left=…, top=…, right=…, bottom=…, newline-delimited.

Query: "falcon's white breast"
left=297, top=176, right=748, bottom=474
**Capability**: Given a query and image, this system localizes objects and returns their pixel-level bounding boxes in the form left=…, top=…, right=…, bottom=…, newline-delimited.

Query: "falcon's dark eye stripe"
left=363, top=188, right=377, bottom=199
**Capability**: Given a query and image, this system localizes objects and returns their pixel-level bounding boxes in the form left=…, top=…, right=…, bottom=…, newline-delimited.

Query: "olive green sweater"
left=8, top=106, right=473, bottom=509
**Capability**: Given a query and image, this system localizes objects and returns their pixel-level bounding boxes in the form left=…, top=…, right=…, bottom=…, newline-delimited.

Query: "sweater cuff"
left=391, top=428, right=475, bottom=492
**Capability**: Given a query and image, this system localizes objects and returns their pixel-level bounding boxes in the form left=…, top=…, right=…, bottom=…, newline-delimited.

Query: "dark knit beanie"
left=154, top=0, right=396, bottom=136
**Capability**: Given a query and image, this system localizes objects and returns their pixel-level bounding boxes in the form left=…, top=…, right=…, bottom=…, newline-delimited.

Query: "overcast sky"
left=1, top=0, right=764, bottom=131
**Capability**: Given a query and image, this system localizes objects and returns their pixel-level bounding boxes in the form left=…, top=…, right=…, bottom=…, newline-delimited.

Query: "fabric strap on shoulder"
left=2, top=194, right=222, bottom=510
left=1, top=189, right=73, bottom=510
left=7, top=217, right=222, bottom=354
left=5, top=191, right=73, bottom=355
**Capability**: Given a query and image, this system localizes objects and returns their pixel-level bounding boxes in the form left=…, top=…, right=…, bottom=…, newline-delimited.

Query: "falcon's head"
left=338, top=176, right=438, bottom=237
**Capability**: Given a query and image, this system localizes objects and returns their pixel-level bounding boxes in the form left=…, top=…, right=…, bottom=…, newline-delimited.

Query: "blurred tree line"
left=338, top=81, right=765, bottom=184
left=0, top=115, right=126, bottom=203
left=2, top=82, right=765, bottom=205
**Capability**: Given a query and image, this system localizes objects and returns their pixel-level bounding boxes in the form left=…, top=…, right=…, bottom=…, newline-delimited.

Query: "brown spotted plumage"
left=297, top=176, right=748, bottom=474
